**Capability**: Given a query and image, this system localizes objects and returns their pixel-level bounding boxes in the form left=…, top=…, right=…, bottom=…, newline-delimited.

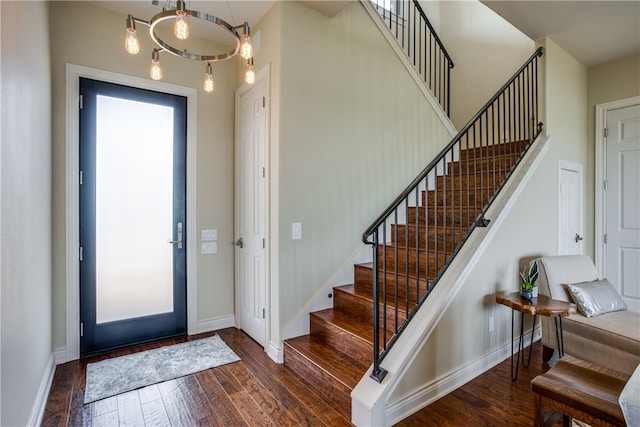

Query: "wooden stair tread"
left=284, top=335, right=368, bottom=390
left=409, top=205, right=480, bottom=213
left=459, top=141, right=528, bottom=156
left=311, top=308, right=374, bottom=345
left=334, top=284, right=412, bottom=315
left=353, top=263, right=430, bottom=303
left=356, top=262, right=432, bottom=281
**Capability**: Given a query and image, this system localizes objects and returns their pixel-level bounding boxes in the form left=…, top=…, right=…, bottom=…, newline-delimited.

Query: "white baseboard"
left=27, top=352, right=56, bottom=427
left=195, top=314, right=236, bottom=335
left=268, top=340, right=284, bottom=364
left=386, top=327, right=542, bottom=424
left=54, top=347, right=67, bottom=365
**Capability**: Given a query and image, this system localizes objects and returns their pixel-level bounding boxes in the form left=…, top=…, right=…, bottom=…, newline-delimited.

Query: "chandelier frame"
left=130, top=10, right=248, bottom=62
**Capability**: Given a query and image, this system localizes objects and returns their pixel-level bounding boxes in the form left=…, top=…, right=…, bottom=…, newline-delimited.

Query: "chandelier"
left=124, top=0, right=255, bottom=93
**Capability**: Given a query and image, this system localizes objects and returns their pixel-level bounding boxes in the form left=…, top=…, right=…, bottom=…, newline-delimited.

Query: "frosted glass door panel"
left=95, top=95, right=174, bottom=324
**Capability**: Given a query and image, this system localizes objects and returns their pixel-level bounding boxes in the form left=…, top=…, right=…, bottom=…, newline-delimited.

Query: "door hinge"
left=262, top=167, right=265, bottom=178
left=79, top=94, right=84, bottom=110
left=79, top=246, right=84, bottom=261
left=79, top=170, right=83, bottom=185
left=604, top=180, right=608, bottom=190
left=80, top=322, right=84, bottom=337
left=263, top=238, right=265, bottom=249
left=262, top=308, right=265, bottom=319
left=262, top=96, right=265, bottom=108
left=604, top=127, right=608, bottom=138
left=604, top=234, right=607, bottom=244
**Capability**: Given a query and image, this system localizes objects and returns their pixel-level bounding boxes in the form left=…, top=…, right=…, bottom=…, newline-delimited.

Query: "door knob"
left=168, top=222, right=183, bottom=249
left=236, top=237, right=243, bottom=248
left=575, top=233, right=583, bottom=243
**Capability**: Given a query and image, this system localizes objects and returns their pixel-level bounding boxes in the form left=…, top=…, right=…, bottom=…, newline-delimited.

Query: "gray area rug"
left=84, top=335, right=240, bottom=403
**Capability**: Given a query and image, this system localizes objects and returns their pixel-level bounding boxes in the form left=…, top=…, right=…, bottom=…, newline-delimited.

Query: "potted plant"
left=520, top=260, right=539, bottom=300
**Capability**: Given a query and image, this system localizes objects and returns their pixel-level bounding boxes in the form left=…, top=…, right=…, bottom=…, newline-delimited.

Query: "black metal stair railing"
left=372, top=0, right=454, bottom=116
left=362, top=47, right=544, bottom=383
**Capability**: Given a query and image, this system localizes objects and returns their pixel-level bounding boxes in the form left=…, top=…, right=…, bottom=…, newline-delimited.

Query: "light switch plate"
left=292, top=222, right=302, bottom=240
left=201, top=242, right=217, bottom=254
left=202, top=229, right=217, bottom=241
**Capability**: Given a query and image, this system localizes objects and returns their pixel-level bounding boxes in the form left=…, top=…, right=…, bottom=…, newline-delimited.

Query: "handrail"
left=362, top=47, right=544, bottom=382
left=372, top=0, right=454, bottom=115
left=412, top=0, right=454, bottom=68
left=362, top=47, right=543, bottom=240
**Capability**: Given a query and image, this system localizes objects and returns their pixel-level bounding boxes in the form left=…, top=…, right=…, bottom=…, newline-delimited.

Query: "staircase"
left=283, top=0, right=543, bottom=420
left=283, top=139, right=528, bottom=419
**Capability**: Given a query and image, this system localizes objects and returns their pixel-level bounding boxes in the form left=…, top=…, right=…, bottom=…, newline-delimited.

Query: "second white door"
left=236, top=74, right=268, bottom=346
left=558, top=161, right=583, bottom=256
left=605, top=104, right=640, bottom=311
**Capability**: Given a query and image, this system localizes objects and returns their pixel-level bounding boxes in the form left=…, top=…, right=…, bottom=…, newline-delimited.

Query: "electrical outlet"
left=489, top=316, right=494, bottom=332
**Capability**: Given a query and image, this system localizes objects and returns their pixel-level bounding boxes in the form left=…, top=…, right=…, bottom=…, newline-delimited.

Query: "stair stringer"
left=359, top=0, right=457, bottom=139
left=351, top=134, right=551, bottom=427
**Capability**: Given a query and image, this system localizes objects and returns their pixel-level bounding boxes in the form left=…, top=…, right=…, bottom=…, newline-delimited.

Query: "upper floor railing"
left=372, top=0, right=454, bottom=116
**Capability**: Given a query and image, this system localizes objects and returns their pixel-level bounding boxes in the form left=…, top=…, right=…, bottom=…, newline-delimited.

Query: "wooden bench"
left=531, top=355, right=630, bottom=427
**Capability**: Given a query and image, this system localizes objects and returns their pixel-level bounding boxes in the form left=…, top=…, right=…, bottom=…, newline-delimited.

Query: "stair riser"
left=448, top=155, right=519, bottom=174
left=436, top=172, right=508, bottom=190
left=392, top=225, right=461, bottom=252
left=423, top=188, right=495, bottom=207
left=333, top=288, right=409, bottom=329
left=459, top=140, right=528, bottom=157
left=310, top=314, right=373, bottom=366
left=354, top=264, right=428, bottom=302
left=377, top=245, right=447, bottom=278
left=408, top=207, right=480, bottom=228
left=283, top=344, right=352, bottom=419
left=333, top=288, right=372, bottom=321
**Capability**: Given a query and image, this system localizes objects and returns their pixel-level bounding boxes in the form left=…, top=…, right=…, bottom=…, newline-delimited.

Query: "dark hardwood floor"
left=42, top=328, right=561, bottom=426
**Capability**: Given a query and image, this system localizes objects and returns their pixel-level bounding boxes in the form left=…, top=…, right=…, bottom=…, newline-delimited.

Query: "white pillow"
left=567, top=279, right=627, bottom=317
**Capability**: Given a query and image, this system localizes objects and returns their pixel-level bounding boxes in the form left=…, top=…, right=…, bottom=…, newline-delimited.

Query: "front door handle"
left=236, top=237, right=243, bottom=248
left=168, top=222, right=183, bottom=249
left=575, top=233, right=583, bottom=243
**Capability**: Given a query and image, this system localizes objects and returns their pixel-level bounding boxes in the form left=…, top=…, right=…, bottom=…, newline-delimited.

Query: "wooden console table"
left=496, top=292, right=576, bottom=381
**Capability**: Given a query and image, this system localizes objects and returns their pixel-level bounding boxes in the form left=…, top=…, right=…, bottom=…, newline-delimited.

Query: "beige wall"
left=544, top=38, right=590, bottom=254
left=1, top=2, right=53, bottom=425
left=586, top=53, right=640, bottom=257
left=50, top=1, right=239, bottom=350
left=387, top=37, right=589, bottom=406
left=253, top=1, right=453, bottom=343
left=439, top=0, right=535, bottom=129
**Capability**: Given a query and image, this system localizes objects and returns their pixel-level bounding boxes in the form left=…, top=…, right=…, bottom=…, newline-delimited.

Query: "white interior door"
left=235, top=75, right=268, bottom=346
left=558, top=161, right=583, bottom=255
left=605, top=104, right=640, bottom=312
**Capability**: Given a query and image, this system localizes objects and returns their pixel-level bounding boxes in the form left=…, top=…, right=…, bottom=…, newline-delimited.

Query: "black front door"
left=79, top=78, right=187, bottom=356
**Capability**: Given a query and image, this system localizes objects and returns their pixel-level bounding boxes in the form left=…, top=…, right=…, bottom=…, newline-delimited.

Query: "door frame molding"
left=557, top=160, right=584, bottom=255
left=595, top=95, right=640, bottom=277
left=64, top=64, right=198, bottom=362
left=234, top=64, right=272, bottom=358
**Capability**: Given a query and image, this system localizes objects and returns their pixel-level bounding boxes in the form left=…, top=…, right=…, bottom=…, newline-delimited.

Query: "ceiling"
left=91, top=0, right=639, bottom=67
left=481, top=1, right=640, bottom=67
left=92, top=0, right=276, bottom=50
left=91, top=1, right=276, bottom=40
